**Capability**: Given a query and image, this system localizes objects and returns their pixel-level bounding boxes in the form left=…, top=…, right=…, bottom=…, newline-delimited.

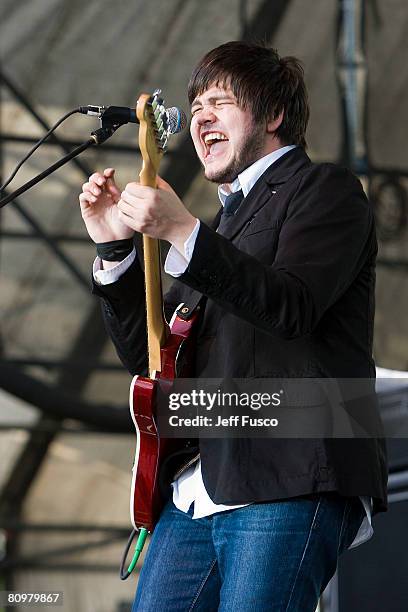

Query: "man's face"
left=190, top=85, right=266, bottom=184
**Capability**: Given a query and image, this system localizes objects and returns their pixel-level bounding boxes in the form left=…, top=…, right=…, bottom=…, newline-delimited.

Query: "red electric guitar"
left=128, top=91, right=198, bottom=539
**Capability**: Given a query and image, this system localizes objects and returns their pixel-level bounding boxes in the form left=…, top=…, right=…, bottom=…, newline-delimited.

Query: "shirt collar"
left=218, top=145, right=297, bottom=205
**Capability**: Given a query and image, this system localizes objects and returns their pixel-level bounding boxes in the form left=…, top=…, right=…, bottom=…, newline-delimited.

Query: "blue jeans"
left=132, top=494, right=365, bottom=611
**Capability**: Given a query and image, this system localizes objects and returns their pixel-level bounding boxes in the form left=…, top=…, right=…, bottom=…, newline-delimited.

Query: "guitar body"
left=129, top=307, right=198, bottom=532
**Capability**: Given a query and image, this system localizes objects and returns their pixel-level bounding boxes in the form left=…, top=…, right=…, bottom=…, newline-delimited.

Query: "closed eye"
left=215, top=100, right=235, bottom=108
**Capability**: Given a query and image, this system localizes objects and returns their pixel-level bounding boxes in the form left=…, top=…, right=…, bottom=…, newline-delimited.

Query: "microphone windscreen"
left=166, top=107, right=187, bottom=134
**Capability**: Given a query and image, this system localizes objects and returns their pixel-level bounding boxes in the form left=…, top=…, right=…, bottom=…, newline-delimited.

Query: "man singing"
left=79, top=42, right=387, bottom=611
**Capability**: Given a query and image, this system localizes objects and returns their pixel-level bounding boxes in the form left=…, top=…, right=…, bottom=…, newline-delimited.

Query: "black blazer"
left=93, top=148, right=388, bottom=513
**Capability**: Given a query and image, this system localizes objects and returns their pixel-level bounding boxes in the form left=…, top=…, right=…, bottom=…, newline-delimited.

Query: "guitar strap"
left=175, top=205, right=223, bottom=322
left=176, top=292, right=206, bottom=321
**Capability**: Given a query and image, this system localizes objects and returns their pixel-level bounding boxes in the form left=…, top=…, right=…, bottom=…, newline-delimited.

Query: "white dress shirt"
left=93, top=144, right=373, bottom=547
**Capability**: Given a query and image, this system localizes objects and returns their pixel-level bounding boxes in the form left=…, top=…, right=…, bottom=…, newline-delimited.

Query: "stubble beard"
left=204, top=121, right=266, bottom=185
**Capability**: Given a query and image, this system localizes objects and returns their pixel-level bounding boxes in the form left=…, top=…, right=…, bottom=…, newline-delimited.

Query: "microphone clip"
left=91, top=124, right=120, bottom=145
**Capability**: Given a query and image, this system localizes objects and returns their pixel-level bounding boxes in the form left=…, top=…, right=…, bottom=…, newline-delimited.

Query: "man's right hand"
left=79, top=168, right=135, bottom=243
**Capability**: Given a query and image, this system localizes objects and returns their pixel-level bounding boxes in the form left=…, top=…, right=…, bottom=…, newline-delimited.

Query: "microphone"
left=79, top=104, right=187, bottom=134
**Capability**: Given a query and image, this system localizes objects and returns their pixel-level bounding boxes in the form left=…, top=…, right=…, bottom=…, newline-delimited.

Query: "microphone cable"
left=0, top=108, right=82, bottom=194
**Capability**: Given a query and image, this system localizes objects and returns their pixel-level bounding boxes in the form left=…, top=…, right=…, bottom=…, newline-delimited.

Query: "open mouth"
left=202, top=131, right=229, bottom=157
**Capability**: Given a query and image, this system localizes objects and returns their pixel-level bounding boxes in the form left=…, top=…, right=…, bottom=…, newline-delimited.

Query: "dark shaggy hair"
left=188, top=41, right=309, bottom=148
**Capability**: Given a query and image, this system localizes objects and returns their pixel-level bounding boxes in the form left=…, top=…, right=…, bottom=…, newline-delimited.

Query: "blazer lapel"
left=211, top=208, right=222, bottom=230
left=218, top=147, right=312, bottom=241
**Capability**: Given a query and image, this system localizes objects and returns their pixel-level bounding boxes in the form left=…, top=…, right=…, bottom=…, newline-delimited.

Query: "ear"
left=266, top=109, right=284, bottom=134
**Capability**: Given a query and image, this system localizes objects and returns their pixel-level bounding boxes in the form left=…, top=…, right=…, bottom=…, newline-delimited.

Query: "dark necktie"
left=217, top=189, right=244, bottom=235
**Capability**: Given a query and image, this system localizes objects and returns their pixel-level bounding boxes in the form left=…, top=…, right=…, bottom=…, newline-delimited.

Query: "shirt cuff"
left=93, top=248, right=136, bottom=285
left=164, top=220, right=200, bottom=277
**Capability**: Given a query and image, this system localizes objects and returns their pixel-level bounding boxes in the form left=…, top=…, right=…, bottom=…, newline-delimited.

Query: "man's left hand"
left=117, top=176, right=197, bottom=255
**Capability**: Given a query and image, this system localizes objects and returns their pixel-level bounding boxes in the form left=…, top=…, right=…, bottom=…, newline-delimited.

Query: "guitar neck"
left=136, top=92, right=171, bottom=376
left=143, top=234, right=167, bottom=375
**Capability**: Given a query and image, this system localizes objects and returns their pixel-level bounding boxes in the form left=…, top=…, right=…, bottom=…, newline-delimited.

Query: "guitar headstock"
left=136, top=89, right=169, bottom=186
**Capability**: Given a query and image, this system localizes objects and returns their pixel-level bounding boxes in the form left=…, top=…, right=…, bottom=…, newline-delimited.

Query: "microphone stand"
left=0, top=124, right=120, bottom=209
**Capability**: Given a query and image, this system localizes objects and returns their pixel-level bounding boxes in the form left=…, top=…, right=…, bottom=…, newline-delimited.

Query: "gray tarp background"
left=0, top=2, right=407, bottom=610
